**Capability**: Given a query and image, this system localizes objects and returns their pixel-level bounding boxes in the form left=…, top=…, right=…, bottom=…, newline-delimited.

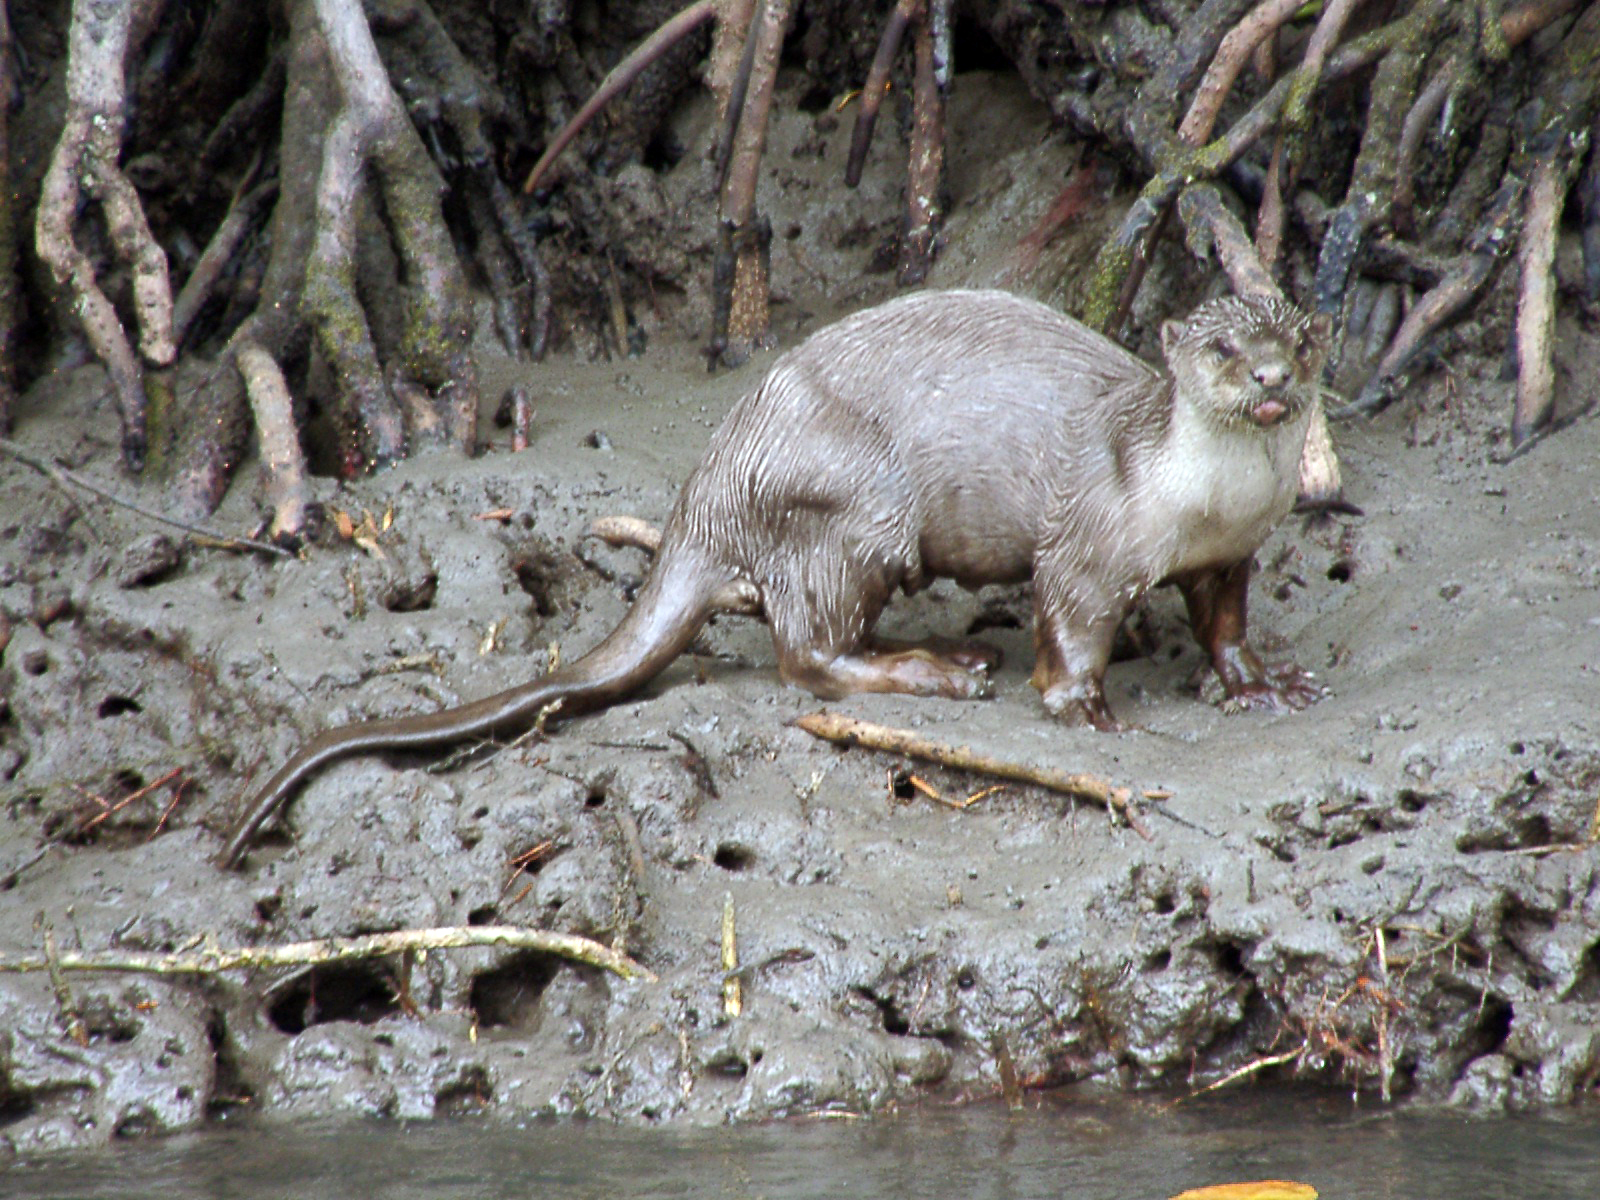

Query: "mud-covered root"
left=302, top=0, right=479, bottom=469
left=34, top=0, right=177, bottom=471
left=840, top=0, right=950, bottom=284
left=709, top=0, right=793, bottom=367
left=1337, top=179, right=1524, bottom=419
left=896, top=0, right=950, bottom=286
left=1581, top=111, right=1600, bottom=305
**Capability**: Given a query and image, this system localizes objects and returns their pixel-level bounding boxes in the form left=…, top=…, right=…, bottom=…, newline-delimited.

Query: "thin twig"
left=521, top=0, right=717, bottom=194
left=794, top=711, right=1150, bottom=838
left=0, top=438, right=292, bottom=557
left=0, top=925, right=655, bottom=982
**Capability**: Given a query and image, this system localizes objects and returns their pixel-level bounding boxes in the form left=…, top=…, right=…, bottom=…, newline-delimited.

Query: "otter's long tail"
left=220, top=549, right=731, bottom=867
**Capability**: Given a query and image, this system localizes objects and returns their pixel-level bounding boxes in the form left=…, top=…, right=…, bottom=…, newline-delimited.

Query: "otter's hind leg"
left=763, top=554, right=993, bottom=702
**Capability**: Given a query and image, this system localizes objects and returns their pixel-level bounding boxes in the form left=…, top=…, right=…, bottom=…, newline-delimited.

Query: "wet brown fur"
left=222, top=289, right=1331, bottom=867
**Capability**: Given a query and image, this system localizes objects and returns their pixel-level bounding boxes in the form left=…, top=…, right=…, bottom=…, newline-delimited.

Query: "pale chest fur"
left=1133, top=401, right=1311, bottom=578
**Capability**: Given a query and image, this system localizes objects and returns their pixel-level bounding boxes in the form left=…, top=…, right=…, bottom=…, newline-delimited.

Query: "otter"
left=221, top=289, right=1331, bottom=867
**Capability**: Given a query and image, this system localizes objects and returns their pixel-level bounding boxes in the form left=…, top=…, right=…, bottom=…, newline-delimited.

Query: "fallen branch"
left=794, top=710, right=1150, bottom=838
left=0, top=925, right=655, bottom=983
left=0, top=437, right=292, bottom=558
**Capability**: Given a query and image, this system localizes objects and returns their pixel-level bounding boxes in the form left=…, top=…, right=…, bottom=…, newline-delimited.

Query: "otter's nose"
left=1252, top=360, right=1291, bottom=391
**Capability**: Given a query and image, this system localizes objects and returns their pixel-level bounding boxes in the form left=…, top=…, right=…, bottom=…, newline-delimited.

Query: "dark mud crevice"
left=469, top=953, right=565, bottom=1032
left=267, top=965, right=402, bottom=1034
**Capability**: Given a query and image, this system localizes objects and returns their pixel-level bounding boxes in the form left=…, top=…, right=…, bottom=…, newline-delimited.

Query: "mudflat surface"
left=3, top=74, right=1598, bottom=1156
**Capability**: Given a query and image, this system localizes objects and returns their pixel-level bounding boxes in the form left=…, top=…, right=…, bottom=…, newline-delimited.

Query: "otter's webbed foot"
left=1214, top=648, right=1326, bottom=714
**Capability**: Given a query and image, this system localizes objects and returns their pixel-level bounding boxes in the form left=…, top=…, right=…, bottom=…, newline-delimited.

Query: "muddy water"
left=6, top=1094, right=1596, bottom=1199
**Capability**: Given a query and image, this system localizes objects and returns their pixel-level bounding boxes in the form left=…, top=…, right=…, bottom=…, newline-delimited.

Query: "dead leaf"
left=1170, top=1182, right=1317, bottom=1200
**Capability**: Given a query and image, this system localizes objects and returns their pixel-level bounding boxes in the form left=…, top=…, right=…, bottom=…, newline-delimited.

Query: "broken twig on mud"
left=0, top=926, right=654, bottom=983
left=0, top=438, right=292, bottom=558
left=794, top=711, right=1149, bottom=838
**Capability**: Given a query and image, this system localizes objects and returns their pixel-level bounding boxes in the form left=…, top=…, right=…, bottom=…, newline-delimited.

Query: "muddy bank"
left=3, top=74, right=1599, bottom=1157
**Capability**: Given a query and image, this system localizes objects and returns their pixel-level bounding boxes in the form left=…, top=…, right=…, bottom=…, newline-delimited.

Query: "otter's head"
left=1160, top=295, right=1332, bottom=430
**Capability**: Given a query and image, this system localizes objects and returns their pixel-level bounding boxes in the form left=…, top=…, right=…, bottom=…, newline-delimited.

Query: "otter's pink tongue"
left=1251, top=398, right=1289, bottom=426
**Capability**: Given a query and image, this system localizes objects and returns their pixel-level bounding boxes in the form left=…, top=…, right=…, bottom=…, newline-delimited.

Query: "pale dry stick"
left=236, top=342, right=310, bottom=540
left=35, top=0, right=176, bottom=470
left=1255, top=135, right=1289, bottom=271
left=42, top=928, right=89, bottom=1048
left=0, top=926, right=655, bottom=982
left=1375, top=926, right=1393, bottom=1103
left=1177, top=0, right=1307, bottom=146
left=521, top=0, right=717, bottom=194
left=708, top=0, right=759, bottom=106
left=721, top=892, right=741, bottom=1016
left=1182, top=1048, right=1303, bottom=1101
left=0, top=438, right=292, bottom=558
left=794, top=711, right=1149, bottom=838
left=1512, top=151, right=1567, bottom=445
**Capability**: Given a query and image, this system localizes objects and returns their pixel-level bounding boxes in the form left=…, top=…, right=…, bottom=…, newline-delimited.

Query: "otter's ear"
left=1160, top=319, right=1184, bottom=357
left=1308, top=311, right=1334, bottom=346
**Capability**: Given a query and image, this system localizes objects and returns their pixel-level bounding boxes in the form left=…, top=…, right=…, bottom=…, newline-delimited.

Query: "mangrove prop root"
left=174, top=177, right=277, bottom=347
left=236, top=343, right=309, bottom=541
left=35, top=0, right=177, bottom=472
left=1512, top=152, right=1565, bottom=445
left=1177, top=0, right=1304, bottom=147
left=522, top=0, right=717, bottom=195
left=897, top=2, right=948, bottom=286
left=846, top=0, right=918, bottom=189
left=794, top=711, right=1150, bottom=838
left=1583, top=110, right=1600, bottom=303
left=711, top=0, right=762, bottom=190
left=0, top=1, right=13, bottom=436
left=1312, top=0, right=1451, bottom=324
left=712, top=0, right=792, bottom=366
left=305, top=0, right=405, bottom=467
left=1339, top=179, right=1524, bottom=417
left=0, top=926, right=654, bottom=983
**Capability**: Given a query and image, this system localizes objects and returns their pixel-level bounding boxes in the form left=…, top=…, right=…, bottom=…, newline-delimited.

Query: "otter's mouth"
left=1248, top=397, right=1293, bottom=427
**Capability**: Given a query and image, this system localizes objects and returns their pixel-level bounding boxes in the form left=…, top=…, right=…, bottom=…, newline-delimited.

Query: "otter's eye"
left=1209, top=338, right=1238, bottom=361
left=1296, top=334, right=1318, bottom=358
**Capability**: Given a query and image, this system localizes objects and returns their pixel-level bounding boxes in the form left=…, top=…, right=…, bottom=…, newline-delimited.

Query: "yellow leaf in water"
left=1169, top=1183, right=1317, bottom=1200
